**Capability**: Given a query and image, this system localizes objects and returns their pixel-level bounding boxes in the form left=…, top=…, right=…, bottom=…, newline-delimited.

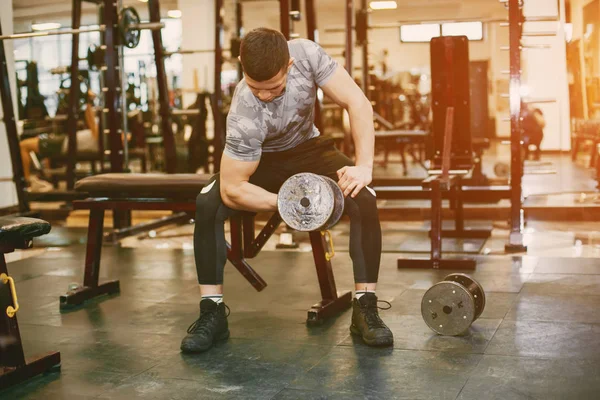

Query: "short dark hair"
left=240, top=28, right=290, bottom=82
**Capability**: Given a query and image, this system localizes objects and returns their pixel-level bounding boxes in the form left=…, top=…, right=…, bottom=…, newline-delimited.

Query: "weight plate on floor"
left=321, top=175, right=344, bottom=230
left=278, top=173, right=335, bottom=232
left=421, top=281, right=475, bottom=336
left=444, top=273, right=486, bottom=320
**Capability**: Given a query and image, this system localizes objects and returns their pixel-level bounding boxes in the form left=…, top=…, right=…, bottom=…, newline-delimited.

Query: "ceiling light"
left=31, top=22, right=62, bottom=31
left=167, top=9, right=182, bottom=19
left=370, top=1, right=397, bottom=10
left=138, top=0, right=148, bottom=2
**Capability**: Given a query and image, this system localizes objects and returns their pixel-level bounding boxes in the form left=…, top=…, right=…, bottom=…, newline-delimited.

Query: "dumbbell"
left=421, top=273, right=486, bottom=336
left=277, top=172, right=344, bottom=232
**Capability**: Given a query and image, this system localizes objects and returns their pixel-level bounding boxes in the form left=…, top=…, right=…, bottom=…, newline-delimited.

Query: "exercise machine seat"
left=0, top=217, right=51, bottom=244
left=74, top=173, right=212, bottom=199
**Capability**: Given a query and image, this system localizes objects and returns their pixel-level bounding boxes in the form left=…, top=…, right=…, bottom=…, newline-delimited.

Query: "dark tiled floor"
left=2, top=230, right=600, bottom=399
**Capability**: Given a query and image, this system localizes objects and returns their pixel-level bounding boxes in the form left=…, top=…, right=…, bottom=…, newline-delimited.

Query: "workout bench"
left=61, top=173, right=351, bottom=324
left=1, top=217, right=61, bottom=390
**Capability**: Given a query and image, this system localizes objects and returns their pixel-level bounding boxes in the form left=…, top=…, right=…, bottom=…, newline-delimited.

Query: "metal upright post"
left=305, top=0, right=322, bottom=131
left=235, top=0, right=243, bottom=81
left=359, top=0, right=369, bottom=99
left=148, top=0, right=176, bottom=173
left=345, top=0, right=353, bottom=74
left=280, top=0, right=290, bottom=39
left=0, top=20, right=29, bottom=213
left=506, top=0, right=527, bottom=252
left=103, top=0, right=123, bottom=174
left=213, top=0, right=225, bottom=172
left=65, top=0, right=83, bottom=190
left=117, top=0, right=129, bottom=171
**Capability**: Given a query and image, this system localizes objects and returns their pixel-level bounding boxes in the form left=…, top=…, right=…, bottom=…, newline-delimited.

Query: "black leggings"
left=194, top=136, right=382, bottom=285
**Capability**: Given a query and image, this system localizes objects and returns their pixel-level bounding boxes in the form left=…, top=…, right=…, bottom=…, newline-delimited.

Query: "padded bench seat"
left=75, top=173, right=212, bottom=199
left=0, top=217, right=51, bottom=244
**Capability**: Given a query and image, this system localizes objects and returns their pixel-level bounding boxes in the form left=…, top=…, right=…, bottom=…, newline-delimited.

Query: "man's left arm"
left=321, top=65, right=375, bottom=198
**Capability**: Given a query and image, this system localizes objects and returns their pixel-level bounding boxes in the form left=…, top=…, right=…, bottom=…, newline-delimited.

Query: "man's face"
left=244, top=59, right=293, bottom=103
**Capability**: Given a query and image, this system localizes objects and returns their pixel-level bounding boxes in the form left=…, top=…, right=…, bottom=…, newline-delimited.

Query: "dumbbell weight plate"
left=119, top=7, right=141, bottom=49
left=444, top=273, right=486, bottom=320
left=278, top=173, right=334, bottom=232
left=321, top=175, right=344, bottom=230
left=421, top=281, right=476, bottom=336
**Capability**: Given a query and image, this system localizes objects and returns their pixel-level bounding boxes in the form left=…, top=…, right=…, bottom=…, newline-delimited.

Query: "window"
left=400, top=24, right=440, bottom=43
left=441, top=22, right=483, bottom=41
left=400, top=21, right=484, bottom=43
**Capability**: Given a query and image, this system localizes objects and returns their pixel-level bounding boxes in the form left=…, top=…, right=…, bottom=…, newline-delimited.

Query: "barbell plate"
left=278, top=173, right=334, bottom=232
left=421, top=281, right=475, bottom=336
left=321, top=175, right=344, bottom=230
left=444, top=273, right=486, bottom=321
left=119, top=7, right=142, bottom=48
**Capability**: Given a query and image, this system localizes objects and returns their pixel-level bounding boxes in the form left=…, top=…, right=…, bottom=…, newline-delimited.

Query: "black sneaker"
left=349, top=293, right=394, bottom=347
left=180, top=299, right=230, bottom=353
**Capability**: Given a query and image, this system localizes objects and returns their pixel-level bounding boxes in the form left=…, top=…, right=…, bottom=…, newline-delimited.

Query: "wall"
left=0, top=0, right=18, bottom=210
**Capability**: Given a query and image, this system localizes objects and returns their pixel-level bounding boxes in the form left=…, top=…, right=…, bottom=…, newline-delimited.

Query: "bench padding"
left=75, top=173, right=212, bottom=199
left=0, top=217, right=51, bottom=243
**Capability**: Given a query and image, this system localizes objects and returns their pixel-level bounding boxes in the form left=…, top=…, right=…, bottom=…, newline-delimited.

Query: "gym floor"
left=2, top=217, right=600, bottom=400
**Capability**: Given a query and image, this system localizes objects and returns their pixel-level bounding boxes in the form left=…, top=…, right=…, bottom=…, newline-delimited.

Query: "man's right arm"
left=219, top=152, right=278, bottom=212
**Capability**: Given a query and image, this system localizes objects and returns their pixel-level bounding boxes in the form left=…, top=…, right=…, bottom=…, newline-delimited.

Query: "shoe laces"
left=187, top=304, right=230, bottom=335
left=362, top=299, right=391, bottom=329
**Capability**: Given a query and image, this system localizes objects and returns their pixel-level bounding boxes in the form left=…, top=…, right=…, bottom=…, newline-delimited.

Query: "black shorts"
left=37, top=133, right=66, bottom=158
left=249, top=135, right=354, bottom=193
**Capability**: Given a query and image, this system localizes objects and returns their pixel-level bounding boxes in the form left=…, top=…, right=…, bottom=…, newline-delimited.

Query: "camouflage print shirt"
left=224, top=39, right=338, bottom=161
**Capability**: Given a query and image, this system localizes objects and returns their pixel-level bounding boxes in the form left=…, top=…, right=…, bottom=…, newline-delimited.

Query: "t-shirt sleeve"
left=300, top=39, right=338, bottom=87
left=224, top=114, right=264, bottom=162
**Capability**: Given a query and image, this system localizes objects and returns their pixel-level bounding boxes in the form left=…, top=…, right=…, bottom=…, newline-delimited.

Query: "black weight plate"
left=421, top=281, right=475, bottom=336
left=119, top=7, right=141, bottom=48
left=444, top=273, right=486, bottom=320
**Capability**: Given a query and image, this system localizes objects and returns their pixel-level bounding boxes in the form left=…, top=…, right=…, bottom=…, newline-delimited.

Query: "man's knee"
left=345, top=186, right=378, bottom=218
left=195, top=176, right=222, bottom=218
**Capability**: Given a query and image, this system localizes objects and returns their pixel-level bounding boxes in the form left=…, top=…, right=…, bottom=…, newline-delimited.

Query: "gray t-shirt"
left=224, top=39, right=338, bottom=161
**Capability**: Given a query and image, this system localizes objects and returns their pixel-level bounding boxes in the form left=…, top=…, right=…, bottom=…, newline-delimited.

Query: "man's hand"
left=337, top=165, right=373, bottom=198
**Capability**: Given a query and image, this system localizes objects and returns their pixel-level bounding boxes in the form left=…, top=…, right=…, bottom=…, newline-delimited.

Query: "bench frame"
left=61, top=198, right=352, bottom=324
left=1, top=240, right=61, bottom=390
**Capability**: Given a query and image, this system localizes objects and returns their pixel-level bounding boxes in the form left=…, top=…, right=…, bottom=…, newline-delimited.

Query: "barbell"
left=0, top=7, right=163, bottom=49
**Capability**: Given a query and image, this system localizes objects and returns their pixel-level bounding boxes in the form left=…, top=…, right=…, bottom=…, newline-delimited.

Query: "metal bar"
left=360, top=0, right=369, bottom=98
left=65, top=0, right=81, bottom=190
left=454, top=177, right=464, bottom=232
left=308, top=231, right=338, bottom=300
left=170, top=109, right=200, bottom=116
left=103, top=1, right=124, bottom=176
left=104, top=212, right=190, bottom=243
left=213, top=0, right=225, bottom=172
left=305, top=0, right=322, bottom=131
left=507, top=0, right=525, bottom=250
left=430, top=179, right=442, bottom=264
left=245, top=213, right=282, bottom=258
left=345, top=0, right=353, bottom=74
left=0, top=22, right=164, bottom=41
left=280, top=0, right=290, bottom=39
left=118, top=0, right=129, bottom=170
left=0, top=255, right=26, bottom=368
left=500, top=45, right=552, bottom=50
left=235, top=0, right=244, bottom=80
left=83, top=209, right=104, bottom=288
left=0, top=21, right=29, bottom=213
left=242, top=214, right=256, bottom=257
left=149, top=0, right=176, bottom=173
left=441, top=107, right=454, bottom=182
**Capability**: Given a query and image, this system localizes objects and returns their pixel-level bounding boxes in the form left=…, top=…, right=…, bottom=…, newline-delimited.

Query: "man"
left=20, top=90, right=98, bottom=192
left=181, top=28, right=393, bottom=353
left=521, top=102, right=545, bottom=161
